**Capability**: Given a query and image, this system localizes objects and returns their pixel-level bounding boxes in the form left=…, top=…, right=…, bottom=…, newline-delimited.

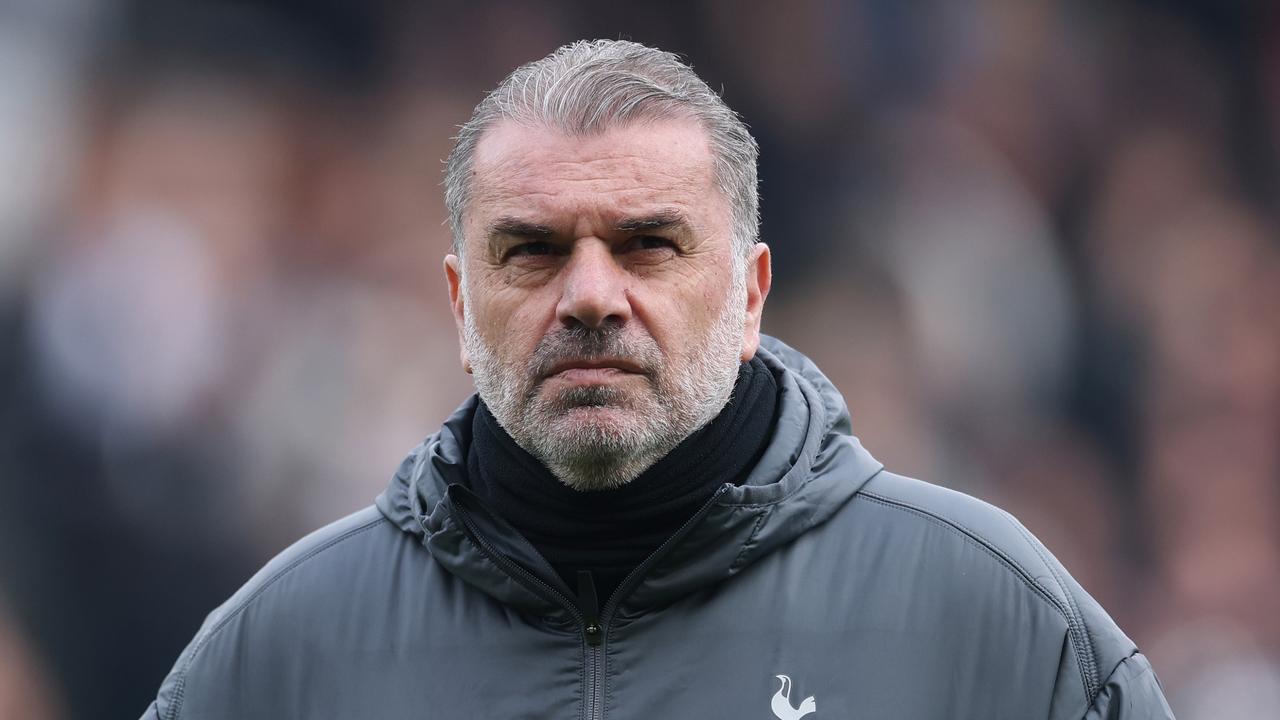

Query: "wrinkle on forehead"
left=467, top=118, right=720, bottom=225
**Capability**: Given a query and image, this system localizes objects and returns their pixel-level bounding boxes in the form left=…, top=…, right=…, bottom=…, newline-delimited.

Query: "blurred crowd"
left=1, top=1, right=1278, bottom=717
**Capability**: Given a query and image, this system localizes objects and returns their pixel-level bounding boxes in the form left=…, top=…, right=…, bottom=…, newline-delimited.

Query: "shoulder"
left=152, top=506, right=407, bottom=719
left=205, top=506, right=394, bottom=629
left=857, top=471, right=1071, bottom=592
left=850, top=471, right=1138, bottom=707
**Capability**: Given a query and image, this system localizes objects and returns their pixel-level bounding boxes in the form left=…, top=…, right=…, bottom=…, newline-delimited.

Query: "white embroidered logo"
left=771, top=674, right=816, bottom=719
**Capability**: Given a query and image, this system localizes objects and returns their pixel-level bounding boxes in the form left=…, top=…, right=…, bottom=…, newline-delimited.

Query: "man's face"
left=444, top=118, right=770, bottom=490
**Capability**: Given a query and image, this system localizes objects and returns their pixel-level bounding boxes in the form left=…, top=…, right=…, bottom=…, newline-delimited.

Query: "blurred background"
left=1, top=0, right=1277, bottom=717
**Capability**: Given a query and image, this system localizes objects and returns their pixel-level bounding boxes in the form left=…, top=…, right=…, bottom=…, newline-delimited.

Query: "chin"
left=519, top=404, right=678, bottom=491
left=552, top=405, right=640, bottom=437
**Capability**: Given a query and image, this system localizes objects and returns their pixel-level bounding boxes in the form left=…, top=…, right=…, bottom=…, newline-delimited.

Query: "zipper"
left=578, top=571, right=604, bottom=720
left=597, top=484, right=730, bottom=627
left=449, top=498, right=582, bottom=620
left=578, top=571, right=602, bottom=647
left=452, top=484, right=734, bottom=720
left=585, top=643, right=604, bottom=720
left=449, top=500, right=602, bottom=720
left=584, top=485, right=733, bottom=720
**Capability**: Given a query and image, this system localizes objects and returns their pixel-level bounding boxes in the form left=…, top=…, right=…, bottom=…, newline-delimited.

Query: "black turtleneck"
left=466, top=356, right=778, bottom=602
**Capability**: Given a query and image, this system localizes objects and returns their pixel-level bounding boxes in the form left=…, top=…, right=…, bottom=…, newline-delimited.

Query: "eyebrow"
left=489, top=217, right=556, bottom=240
left=484, top=209, right=691, bottom=256
left=615, top=210, right=689, bottom=233
left=486, top=217, right=555, bottom=258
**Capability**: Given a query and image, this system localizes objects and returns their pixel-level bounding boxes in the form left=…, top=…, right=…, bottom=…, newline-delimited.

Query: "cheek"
left=701, top=285, right=718, bottom=311
left=652, top=283, right=730, bottom=353
left=695, top=274, right=735, bottom=320
left=471, top=306, right=519, bottom=350
left=469, top=284, right=554, bottom=347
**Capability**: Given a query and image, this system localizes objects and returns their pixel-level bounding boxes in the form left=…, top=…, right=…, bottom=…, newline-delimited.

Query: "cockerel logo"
left=771, top=674, right=816, bottom=719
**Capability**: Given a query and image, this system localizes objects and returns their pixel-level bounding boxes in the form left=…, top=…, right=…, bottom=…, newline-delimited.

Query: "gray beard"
left=462, top=281, right=745, bottom=491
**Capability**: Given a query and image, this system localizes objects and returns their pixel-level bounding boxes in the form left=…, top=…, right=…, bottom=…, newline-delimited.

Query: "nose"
left=555, top=239, right=632, bottom=330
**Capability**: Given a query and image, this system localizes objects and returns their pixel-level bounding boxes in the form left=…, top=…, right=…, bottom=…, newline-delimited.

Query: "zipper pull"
left=577, top=570, right=602, bottom=646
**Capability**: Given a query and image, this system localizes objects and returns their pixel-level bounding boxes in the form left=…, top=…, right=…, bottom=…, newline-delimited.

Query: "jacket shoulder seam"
left=997, top=508, right=1101, bottom=700
left=164, top=515, right=388, bottom=720
left=857, top=491, right=1096, bottom=702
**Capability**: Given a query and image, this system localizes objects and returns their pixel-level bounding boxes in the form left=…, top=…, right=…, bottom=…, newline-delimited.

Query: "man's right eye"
left=506, top=242, right=554, bottom=258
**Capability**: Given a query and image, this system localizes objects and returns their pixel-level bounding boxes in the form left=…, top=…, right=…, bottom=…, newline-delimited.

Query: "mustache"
left=530, top=324, right=661, bottom=378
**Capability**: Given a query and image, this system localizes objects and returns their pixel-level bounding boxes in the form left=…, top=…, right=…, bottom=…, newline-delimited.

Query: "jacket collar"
left=375, top=336, right=884, bottom=617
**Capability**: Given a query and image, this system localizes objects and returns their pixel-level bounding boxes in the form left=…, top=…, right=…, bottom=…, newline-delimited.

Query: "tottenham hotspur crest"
left=771, top=674, right=816, bottom=719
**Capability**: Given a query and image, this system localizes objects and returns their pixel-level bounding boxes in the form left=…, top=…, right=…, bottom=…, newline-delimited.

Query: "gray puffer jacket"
left=143, top=337, right=1174, bottom=719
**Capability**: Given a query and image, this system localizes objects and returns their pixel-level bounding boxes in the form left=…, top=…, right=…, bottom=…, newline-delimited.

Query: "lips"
left=543, top=357, right=646, bottom=379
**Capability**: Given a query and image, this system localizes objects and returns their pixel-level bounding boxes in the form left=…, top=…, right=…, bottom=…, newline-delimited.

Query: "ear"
left=740, top=242, right=772, bottom=361
left=444, top=254, right=472, bottom=374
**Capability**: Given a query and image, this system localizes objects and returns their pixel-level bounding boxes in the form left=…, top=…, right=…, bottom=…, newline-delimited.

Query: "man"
left=143, top=40, right=1174, bottom=719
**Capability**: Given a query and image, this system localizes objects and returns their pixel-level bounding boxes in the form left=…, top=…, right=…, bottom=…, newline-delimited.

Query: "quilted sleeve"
left=1083, top=652, right=1176, bottom=720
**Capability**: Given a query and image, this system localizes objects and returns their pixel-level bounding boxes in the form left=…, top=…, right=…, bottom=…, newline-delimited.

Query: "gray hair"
left=444, top=39, right=760, bottom=256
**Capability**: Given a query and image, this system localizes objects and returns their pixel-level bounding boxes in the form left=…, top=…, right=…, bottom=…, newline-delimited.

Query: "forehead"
left=467, top=118, right=724, bottom=236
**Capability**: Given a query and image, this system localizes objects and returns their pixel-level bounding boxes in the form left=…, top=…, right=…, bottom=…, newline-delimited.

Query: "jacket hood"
left=375, top=335, right=884, bottom=616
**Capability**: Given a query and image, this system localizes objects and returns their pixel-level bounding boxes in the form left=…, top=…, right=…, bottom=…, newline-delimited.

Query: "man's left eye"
left=630, top=236, right=675, bottom=251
